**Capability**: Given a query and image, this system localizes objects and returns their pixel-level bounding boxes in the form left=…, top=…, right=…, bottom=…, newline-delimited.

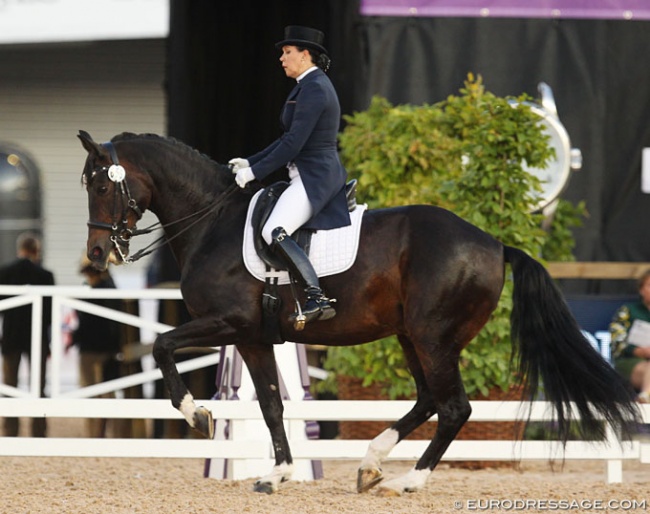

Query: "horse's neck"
left=145, top=162, right=234, bottom=267
left=147, top=156, right=225, bottom=222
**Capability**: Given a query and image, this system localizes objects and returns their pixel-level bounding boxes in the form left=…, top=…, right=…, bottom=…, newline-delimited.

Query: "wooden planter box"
left=336, top=375, right=524, bottom=468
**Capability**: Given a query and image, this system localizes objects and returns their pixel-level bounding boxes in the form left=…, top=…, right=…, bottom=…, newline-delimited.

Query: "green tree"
left=322, top=74, right=585, bottom=399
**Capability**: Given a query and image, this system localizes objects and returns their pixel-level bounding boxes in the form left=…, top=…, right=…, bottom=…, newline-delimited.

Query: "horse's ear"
left=77, top=130, right=106, bottom=157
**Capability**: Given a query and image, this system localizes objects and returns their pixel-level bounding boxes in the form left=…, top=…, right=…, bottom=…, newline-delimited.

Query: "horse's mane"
left=111, top=132, right=228, bottom=173
left=81, top=132, right=241, bottom=234
left=109, top=132, right=236, bottom=201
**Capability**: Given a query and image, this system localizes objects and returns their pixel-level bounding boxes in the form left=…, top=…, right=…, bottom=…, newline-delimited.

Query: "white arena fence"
left=0, top=285, right=649, bottom=484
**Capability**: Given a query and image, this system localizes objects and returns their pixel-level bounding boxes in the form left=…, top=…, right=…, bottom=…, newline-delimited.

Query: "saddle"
left=250, top=179, right=358, bottom=271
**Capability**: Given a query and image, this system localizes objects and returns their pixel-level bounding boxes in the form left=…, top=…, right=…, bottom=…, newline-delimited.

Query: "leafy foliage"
left=322, top=74, right=585, bottom=399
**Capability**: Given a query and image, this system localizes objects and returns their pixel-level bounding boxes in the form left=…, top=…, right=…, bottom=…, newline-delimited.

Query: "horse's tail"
left=504, top=245, right=640, bottom=442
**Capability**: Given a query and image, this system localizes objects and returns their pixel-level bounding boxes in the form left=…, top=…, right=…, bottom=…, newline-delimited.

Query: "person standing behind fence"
left=0, top=232, right=55, bottom=437
left=609, top=270, right=650, bottom=403
left=69, top=256, right=122, bottom=437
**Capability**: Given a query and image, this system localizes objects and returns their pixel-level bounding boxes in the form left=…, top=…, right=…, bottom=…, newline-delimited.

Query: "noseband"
left=86, top=141, right=144, bottom=263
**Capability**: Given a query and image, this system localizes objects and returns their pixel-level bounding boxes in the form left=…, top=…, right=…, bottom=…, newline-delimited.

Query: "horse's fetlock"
left=179, top=393, right=196, bottom=425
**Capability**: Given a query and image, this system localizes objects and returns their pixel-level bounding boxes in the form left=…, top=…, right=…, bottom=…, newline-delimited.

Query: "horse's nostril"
left=90, top=247, right=103, bottom=259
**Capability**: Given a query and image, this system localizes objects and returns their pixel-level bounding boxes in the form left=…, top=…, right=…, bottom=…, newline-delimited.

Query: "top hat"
left=275, top=25, right=328, bottom=55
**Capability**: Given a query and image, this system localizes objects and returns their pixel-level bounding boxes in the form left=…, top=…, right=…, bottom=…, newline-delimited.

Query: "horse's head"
left=78, top=130, right=153, bottom=270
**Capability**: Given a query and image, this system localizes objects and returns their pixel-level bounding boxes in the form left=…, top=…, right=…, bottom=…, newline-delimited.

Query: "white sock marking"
left=256, top=462, right=294, bottom=491
left=381, top=467, right=431, bottom=494
left=360, top=428, right=399, bottom=469
left=179, top=393, right=196, bottom=426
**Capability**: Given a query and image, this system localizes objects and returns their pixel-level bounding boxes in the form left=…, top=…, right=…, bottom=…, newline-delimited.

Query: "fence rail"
left=1, top=285, right=650, bottom=484
left=546, top=261, right=650, bottom=279
left=0, top=285, right=185, bottom=399
left=0, top=398, right=648, bottom=483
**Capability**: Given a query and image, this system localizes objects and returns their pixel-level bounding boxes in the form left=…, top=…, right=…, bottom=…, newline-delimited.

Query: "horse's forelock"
left=80, top=155, right=95, bottom=186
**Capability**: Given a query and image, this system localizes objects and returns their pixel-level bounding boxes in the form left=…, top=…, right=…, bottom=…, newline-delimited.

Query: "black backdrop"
left=167, top=0, right=650, bottom=293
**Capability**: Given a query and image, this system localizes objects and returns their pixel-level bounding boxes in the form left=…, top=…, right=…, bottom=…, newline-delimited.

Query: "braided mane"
left=111, top=132, right=228, bottom=172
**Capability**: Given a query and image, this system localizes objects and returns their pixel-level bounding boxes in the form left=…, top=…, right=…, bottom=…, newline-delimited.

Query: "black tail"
left=504, top=246, right=640, bottom=442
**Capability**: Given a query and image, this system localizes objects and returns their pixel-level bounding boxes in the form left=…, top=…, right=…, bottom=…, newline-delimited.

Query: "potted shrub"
left=321, top=75, right=586, bottom=443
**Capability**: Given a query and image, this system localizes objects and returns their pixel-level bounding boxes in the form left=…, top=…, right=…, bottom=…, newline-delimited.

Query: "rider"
left=229, top=25, right=350, bottom=326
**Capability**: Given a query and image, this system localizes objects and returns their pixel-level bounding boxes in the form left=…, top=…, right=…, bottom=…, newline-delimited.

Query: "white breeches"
left=262, top=171, right=313, bottom=245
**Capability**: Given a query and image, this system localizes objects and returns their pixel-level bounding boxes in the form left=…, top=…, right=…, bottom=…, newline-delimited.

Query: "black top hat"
left=275, top=25, right=328, bottom=55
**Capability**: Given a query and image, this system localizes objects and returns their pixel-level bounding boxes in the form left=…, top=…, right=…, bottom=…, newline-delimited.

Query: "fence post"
left=50, top=295, right=64, bottom=397
left=29, top=294, right=42, bottom=398
left=605, top=423, right=623, bottom=483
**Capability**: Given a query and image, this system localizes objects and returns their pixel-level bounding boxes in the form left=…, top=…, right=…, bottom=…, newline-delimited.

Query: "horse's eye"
left=97, top=185, right=109, bottom=195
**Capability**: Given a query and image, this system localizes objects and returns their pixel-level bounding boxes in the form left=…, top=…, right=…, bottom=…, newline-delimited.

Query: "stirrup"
left=289, top=297, right=336, bottom=331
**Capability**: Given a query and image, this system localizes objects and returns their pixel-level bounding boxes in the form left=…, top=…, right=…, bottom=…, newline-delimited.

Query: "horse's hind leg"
left=237, top=344, right=293, bottom=494
left=358, top=336, right=437, bottom=492
left=377, top=355, right=470, bottom=497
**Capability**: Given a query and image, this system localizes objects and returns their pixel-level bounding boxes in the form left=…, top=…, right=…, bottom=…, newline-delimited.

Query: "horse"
left=78, top=130, right=639, bottom=496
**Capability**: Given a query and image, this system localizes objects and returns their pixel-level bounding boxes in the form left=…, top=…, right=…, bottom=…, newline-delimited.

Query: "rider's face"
left=279, top=46, right=310, bottom=79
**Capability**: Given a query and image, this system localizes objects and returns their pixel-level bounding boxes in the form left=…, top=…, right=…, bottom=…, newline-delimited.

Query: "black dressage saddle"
left=251, top=179, right=358, bottom=270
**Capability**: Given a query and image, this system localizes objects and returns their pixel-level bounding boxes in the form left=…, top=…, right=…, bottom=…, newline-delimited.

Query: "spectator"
left=0, top=232, right=55, bottom=436
left=609, top=270, right=650, bottom=403
left=69, top=256, right=122, bottom=437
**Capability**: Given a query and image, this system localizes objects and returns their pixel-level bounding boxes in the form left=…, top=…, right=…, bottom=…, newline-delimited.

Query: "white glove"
left=235, top=167, right=255, bottom=188
left=228, top=157, right=250, bottom=172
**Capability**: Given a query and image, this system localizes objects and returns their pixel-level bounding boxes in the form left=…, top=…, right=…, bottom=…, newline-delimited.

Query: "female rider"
left=229, top=26, right=350, bottom=328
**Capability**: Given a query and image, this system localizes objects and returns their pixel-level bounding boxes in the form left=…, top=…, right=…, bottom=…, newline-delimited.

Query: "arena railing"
left=0, top=284, right=649, bottom=484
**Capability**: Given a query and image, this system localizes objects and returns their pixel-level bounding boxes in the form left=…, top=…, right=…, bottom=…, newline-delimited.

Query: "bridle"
left=86, top=141, right=239, bottom=264
left=86, top=141, right=144, bottom=263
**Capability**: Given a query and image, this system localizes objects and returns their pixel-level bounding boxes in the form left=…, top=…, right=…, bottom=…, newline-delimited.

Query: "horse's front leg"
left=237, top=344, right=293, bottom=494
left=152, top=317, right=237, bottom=438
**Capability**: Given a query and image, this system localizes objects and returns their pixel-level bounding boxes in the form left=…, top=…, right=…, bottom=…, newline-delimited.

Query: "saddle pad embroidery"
left=243, top=189, right=367, bottom=285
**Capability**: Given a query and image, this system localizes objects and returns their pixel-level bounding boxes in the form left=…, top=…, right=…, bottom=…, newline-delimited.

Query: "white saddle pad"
left=243, top=189, right=367, bottom=285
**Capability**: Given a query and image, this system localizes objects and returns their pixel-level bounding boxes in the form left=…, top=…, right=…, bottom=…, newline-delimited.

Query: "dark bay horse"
left=78, top=131, right=639, bottom=496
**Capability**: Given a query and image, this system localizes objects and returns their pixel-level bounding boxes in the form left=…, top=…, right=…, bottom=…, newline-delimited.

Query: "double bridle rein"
left=86, top=141, right=238, bottom=264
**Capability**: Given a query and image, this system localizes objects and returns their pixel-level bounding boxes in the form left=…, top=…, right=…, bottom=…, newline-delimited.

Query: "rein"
left=87, top=141, right=239, bottom=264
left=125, top=183, right=239, bottom=263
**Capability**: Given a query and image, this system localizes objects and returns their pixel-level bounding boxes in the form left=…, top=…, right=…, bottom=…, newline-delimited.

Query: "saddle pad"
left=243, top=189, right=367, bottom=285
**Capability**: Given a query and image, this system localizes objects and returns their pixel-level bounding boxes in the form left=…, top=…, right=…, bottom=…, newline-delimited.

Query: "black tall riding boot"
left=271, top=227, right=336, bottom=329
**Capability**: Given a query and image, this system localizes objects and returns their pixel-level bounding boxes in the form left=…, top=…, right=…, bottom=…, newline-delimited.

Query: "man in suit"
left=0, top=232, right=55, bottom=436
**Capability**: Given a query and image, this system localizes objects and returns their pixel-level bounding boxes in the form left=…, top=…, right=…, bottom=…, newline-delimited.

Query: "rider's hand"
left=235, top=167, right=255, bottom=188
left=228, top=158, right=249, bottom=172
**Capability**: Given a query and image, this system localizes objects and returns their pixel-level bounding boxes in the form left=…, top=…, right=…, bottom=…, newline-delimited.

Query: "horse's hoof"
left=357, top=467, right=383, bottom=493
left=193, top=406, right=214, bottom=439
left=253, top=480, right=276, bottom=494
left=375, top=486, right=402, bottom=498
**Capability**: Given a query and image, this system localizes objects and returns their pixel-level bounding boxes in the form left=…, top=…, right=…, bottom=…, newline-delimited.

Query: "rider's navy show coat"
left=246, top=68, right=351, bottom=231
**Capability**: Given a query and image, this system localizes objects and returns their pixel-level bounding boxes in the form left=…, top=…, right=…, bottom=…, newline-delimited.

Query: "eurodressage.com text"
left=456, top=498, right=647, bottom=510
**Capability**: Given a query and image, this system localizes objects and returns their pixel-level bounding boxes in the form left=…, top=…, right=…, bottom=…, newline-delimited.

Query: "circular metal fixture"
left=516, top=82, right=582, bottom=212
